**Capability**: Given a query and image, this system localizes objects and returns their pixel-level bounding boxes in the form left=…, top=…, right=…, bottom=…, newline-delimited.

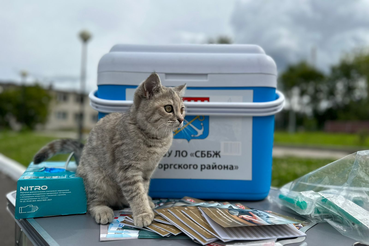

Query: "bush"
left=0, top=84, right=52, bottom=130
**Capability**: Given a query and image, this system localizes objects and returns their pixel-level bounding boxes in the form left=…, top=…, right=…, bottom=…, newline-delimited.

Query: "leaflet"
left=156, top=208, right=210, bottom=245
left=120, top=219, right=171, bottom=237
left=200, top=208, right=306, bottom=241
left=168, top=207, right=218, bottom=242
left=199, top=207, right=304, bottom=227
left=181, top=206, right=221, bottom=239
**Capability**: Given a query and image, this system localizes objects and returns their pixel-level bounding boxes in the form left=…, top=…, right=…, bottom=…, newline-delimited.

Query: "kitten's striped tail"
left=33, top=139, right=84, bottom=165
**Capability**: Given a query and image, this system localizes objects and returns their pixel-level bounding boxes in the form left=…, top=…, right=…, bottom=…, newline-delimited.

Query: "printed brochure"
left=100, top=197, right=306, bottom=244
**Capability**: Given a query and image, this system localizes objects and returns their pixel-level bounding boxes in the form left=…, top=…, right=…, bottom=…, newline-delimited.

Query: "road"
left=273, top=145, right=352, bottom=159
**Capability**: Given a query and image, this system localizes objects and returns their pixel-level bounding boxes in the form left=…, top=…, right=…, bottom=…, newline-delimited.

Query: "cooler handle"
left=89, top=90, right=285, bottom=117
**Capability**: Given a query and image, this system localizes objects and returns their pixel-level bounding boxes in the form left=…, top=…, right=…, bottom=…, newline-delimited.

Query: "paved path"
left=0, top=172, right=17, bottom=246
left=0, top=154, right=25, bottom=246
left=273, top=146, right=352, bottom=159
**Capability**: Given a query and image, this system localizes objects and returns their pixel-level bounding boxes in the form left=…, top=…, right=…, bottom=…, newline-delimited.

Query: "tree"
left=207, top=35, right=232, bottom=44
left=323, top=51, right=369, bottom=122
left=279, top=61, right=326, bottom=131
left=0, top=84, right=52, bottom=130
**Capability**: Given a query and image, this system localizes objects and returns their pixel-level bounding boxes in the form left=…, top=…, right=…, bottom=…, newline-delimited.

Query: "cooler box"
left=89, top=44, right=284, bottom=200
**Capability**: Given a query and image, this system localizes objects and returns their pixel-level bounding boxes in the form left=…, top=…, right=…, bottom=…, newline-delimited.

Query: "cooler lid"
left=98, top=44, right=277, bottom=76
left=109, top=44, right=265, bottom=54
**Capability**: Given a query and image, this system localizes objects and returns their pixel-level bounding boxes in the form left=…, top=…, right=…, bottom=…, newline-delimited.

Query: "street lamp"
left=20, top=70, right=28, bottom=82
left=20, top=70, right=28, bottom=128
left=78, top=30, right=91, bottom=142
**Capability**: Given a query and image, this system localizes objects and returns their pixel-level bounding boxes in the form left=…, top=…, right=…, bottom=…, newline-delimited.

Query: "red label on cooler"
left=183, top=97, right=209, bottom=102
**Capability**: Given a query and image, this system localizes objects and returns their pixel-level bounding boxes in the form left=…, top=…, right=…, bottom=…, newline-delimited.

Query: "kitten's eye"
left=164, top=105, right=173, bottom=113
left=180, top=107, right=184, bottom=114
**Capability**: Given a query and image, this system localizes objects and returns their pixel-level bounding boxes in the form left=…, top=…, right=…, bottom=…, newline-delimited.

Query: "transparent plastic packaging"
left=278, top=150, right=369, bottom=244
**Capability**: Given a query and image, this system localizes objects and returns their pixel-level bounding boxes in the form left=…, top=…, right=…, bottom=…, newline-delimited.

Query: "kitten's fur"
left=33, top=73, right=186, bottom=227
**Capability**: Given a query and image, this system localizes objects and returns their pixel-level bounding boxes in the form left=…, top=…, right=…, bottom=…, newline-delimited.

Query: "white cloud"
left=3, top=0, right=369, bottom=94
left=231, top=0, right=369, bottom=73
left=0, top=0, right=235, bottom=91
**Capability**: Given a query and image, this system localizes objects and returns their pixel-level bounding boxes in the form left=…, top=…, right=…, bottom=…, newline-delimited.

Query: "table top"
left=8, top=188, right=356, bottom=246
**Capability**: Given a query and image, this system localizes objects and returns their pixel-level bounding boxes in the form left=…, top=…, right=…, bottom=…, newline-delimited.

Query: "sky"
left=1, top=0, right=369, bottom=93
left=232, top=0, right=369, bottom=73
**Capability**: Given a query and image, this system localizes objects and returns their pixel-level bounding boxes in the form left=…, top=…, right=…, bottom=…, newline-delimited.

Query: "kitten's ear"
left=173, top=84, right=187, bottom=97
left=142, top=73, right=162, bottom=99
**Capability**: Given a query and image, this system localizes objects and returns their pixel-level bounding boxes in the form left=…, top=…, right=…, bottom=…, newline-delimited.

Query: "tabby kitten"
left=33, top=73, right=186, bottom=227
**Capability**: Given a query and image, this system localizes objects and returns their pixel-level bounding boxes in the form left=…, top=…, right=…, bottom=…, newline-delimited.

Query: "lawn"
left=0, top=131, right=335, bottom=188
left=0, top=131, right=70, bottom=166
left=274, top=131, right=369, bottom=149
left=271, top=157, right=333, bottom=187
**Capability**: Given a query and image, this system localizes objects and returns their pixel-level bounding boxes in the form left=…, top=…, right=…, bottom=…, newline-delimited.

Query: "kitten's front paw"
left=149, top=200, right=155, bottom=209
left=134, top=210, right=154, bottom=227
left=90, top=205, right=114, bottom=224
left=148, top=196, right=155, bottom=209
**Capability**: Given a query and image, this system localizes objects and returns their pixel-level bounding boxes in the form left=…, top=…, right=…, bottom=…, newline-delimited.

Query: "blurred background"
left=2, top=0, right=369, bottom=243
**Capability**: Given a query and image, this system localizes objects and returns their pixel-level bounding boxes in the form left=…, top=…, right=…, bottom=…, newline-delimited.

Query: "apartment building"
left=0, top=82, right=99, bottom=130
left=45, top=89, right=98, bottom=130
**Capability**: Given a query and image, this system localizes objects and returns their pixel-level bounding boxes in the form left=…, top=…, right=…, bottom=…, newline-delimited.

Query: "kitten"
left=33, top=73, right=186, bottom=227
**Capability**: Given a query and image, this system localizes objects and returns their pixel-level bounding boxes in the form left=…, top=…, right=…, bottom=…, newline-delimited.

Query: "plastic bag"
left=278, top=150, right=369, bottom=244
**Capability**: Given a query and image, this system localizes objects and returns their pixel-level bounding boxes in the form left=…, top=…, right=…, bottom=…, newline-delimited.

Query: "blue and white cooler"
left=89, top=44, right=284, bottom=200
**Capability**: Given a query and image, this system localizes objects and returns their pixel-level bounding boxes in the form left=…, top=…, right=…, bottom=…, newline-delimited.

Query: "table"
left=7, top=188, right=357, bottom=246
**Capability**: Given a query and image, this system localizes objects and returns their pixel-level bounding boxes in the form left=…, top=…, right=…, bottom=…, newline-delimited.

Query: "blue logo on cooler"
left=173, top=97, right=209, bottom=142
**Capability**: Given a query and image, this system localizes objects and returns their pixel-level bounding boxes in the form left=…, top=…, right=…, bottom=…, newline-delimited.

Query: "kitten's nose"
left=178, top=118, right=184, bottom=124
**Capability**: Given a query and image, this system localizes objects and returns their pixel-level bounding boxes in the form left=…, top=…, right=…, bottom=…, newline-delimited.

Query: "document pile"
left=101, top=197, right=306, bottom=244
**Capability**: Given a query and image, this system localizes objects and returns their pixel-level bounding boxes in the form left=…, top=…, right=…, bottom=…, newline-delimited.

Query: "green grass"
left=274, top=131, right=369, bottom=149
left=0, top=131, right=335, bottom=188
left=271, top=157, right=333, bottom=187
left=0, top=131, right=71, bottom=167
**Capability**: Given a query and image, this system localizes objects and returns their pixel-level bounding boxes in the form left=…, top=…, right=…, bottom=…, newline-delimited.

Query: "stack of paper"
left=101, top=197, right=307, bottom=244
left=100, top=211, right=186, bottom=241
left=154, top=207, right=305, bottom=245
